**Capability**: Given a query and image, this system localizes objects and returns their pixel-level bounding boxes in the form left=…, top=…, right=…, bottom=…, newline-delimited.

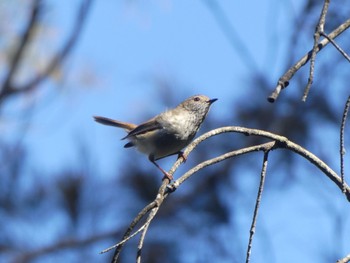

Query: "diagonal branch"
left=20, top=0, right=93, bottom=93
left=320, top=31, right=350, bottom=62
left=0, top=0, right=93, bottom=104
left=337, top=254, right=350, bottom=263
left=0, top=0, right=42, bottom=102
left=11, top=230, right=120, bottom=263
left=268, top=18, right=350, bottom=103
left=168, top=126, right=350, bottom=199
left=104, top=126, right=350, bottom=260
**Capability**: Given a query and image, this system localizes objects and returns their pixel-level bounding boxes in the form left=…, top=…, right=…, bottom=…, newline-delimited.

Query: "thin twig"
left=268, top=18, right=350, bottom=103
left=303, top=0, right=330, bottom=102
left=136, top=222, right=149, bottom=263
left=101, top=214, right=150, bottom=254
left=103, top=201, right=158, bottom=257
left=246, top=151, right=269, bottom=263
left=103, top=207, right=159, bottom=263
left=104, top=126, right=350, bottom=260
left=320, top=32, right=350, bottom=63
left=108, top=180, right=170, bottom=262
left=170, top=142, right=275, bottom=190
left=340, top=96, right=350, bottom=193
left=136, top=208, right=158, bottom=263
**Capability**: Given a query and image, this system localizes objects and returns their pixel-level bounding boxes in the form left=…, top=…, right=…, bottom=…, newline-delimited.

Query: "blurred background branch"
left=0, top=0, right=93, bottom=104
left=1, top=0, right=350, bottom=263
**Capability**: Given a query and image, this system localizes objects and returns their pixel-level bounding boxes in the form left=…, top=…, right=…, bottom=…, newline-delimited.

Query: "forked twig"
left=303, top=0, right=330, bottom=101
left=268, top=19, right=350, bottom=102
left=104, top=126, right=350, bottom=262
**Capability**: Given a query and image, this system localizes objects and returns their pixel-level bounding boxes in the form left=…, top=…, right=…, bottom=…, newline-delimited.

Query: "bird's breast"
left=130, top=128, right=194, bottom=160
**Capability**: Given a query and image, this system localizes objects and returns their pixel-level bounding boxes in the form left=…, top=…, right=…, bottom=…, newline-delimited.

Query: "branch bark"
left=105, top=126, right=350, bottom=262
left=268, top=18, right=350, bottom=103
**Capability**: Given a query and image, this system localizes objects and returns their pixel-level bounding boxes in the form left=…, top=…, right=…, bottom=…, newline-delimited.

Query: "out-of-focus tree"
left=1, top=1, right=350, bottom=263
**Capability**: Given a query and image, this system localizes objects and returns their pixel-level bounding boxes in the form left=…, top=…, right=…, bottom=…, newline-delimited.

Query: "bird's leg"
left=149, top=156, right=173, bottom=181
left=177, top=151, right=187, bottom=162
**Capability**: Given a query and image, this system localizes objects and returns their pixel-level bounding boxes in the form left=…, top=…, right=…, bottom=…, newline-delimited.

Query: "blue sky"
left=25, top=0, right=302, bottom=173
left=3, top=1, right=350, bottom=262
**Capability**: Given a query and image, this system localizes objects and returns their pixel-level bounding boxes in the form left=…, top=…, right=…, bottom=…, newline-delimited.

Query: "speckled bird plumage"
left=94, top=95, right=217, bottom=180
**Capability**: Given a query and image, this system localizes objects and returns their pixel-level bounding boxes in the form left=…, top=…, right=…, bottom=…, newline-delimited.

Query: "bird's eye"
left=193, top=97, right=200, bottom=102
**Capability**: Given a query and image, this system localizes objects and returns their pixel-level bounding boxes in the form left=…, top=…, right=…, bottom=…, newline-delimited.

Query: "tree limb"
left=0, top=0, right=42, bottom=102
left=268, top=18, right=350, bottom=103
left=0, top=0, right=93, bottom=104
left=105, top=126, right=350, bottom=260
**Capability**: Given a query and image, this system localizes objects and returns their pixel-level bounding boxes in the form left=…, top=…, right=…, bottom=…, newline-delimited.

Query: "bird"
left=93, top=95, right=217, bottom=180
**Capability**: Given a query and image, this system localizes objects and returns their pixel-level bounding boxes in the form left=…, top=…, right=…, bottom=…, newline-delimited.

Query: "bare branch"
left=104, top=126, right=350, bottom=260
left=11, top=230, right=120, bottom=263
left=0, top=0, right=93, bottom=104
left=136, top=208, right=157, bottom=263
left=21, top=0, right=93, bottom=92
left=103, top=200, right=158, bottom=256
left=0, top=0, right=42, bottom=102
left=169, top=142, right=274, bottom=190
left=101, top=207, right=159, bottom=262
left=268, top=18, right=350, bottom=103
left=246, top=151, right=269, bottom=263
left=303, top=0, right=330, bottom=102
left=340, top=96, right=350, bottom=193
left=169, top=126, right=350, bottom=200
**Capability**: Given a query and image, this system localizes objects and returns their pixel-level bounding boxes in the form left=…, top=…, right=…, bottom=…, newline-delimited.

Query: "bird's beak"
left=208, top=98, right=218, bottom=104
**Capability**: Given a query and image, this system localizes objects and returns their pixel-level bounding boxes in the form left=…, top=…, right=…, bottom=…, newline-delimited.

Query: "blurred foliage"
left=0, top=0, right=350, bottom=263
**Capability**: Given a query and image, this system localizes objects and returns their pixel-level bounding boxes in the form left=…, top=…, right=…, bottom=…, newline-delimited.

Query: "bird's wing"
left=123, top=118, right=162, bottom=139
left=93, top=116, right=137, bottom=131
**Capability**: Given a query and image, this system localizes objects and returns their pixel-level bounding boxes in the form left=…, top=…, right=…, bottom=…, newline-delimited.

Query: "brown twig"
left=268, top=18, right=350, bottom=103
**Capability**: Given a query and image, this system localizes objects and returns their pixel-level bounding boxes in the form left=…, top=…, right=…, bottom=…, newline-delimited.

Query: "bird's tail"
left=93, top=116, right=137, bottom=131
